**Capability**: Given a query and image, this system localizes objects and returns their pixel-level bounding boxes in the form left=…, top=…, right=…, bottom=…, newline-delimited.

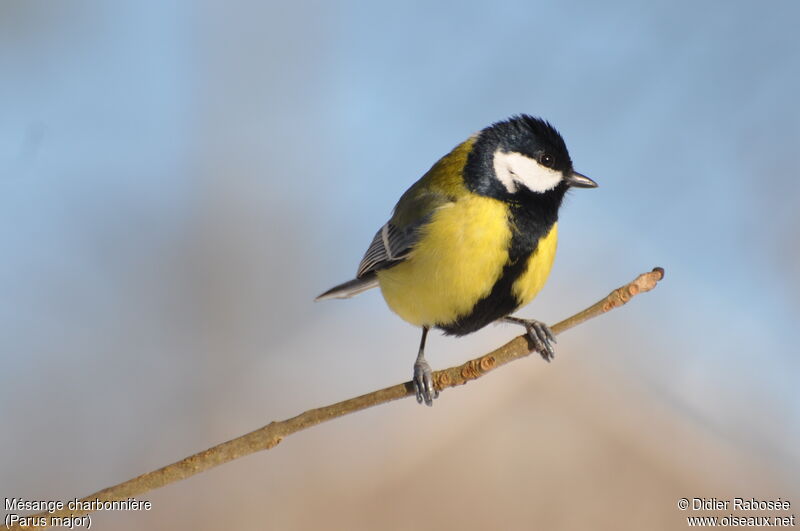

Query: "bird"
left=316, top=115, right=597, bottom=406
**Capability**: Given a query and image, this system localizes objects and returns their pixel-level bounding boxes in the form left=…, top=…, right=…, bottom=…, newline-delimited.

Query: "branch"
left=10, top=267, right=664, bottom=530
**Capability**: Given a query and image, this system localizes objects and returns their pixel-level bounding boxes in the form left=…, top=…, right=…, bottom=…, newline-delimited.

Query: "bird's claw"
left=504, top=317, right=556, bottom=362
left=525, top=320, right=556, bottom=362
left=413, top=358, right=438, bottom=406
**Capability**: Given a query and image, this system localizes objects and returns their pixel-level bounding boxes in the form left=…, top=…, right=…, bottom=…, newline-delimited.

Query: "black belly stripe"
left=437, top=195, right=560, bottom=337
left=438, top=252, right=531, bottom=336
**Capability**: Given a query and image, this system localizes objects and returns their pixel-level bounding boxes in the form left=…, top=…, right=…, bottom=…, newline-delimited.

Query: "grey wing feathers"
left=356, top=221, right=420, bottom=278
left=315, top=221, right=422, bottom=302
left=315, top=189, right=449, bottom=303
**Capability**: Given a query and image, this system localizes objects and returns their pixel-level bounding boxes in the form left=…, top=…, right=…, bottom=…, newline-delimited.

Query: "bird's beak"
left=565, top=171, right=598, bottom=188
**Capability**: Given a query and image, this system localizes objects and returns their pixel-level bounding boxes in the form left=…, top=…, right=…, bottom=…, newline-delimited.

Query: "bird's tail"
left=314, top=273, right=379, bottom=301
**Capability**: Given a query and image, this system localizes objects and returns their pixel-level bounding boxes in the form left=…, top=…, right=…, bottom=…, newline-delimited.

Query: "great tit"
left=316, top=115, right=597, bottom=406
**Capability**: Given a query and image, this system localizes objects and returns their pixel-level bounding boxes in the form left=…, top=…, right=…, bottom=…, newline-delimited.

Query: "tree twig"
left=9, top=267, right=664, bottom=530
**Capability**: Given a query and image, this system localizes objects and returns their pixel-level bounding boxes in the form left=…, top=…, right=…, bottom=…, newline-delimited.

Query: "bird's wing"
left=356, top=190, right=453, bottom=278
left=356, top=222, right=420, bottom=277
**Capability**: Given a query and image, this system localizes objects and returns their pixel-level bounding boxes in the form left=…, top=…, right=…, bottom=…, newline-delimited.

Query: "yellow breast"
left=376, top=196, right=511, bottom=327
left=512, top=222, right=558, bottom=306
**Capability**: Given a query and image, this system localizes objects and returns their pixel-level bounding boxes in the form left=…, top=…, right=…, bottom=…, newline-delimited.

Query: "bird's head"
left=465, top=114, right=597, bottom=201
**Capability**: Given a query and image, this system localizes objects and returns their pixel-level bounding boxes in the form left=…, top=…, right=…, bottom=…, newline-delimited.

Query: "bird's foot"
left=413, top=358, right=439, bottom=406
left=503, top=316, right=557, bottom=362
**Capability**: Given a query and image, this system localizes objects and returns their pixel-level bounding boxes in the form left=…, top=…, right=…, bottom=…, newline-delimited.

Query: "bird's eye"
left=539, top=153, right=555, bottom=168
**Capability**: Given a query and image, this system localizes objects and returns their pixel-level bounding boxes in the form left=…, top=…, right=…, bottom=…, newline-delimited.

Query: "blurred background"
left=2, top=1, right=799, bottom=529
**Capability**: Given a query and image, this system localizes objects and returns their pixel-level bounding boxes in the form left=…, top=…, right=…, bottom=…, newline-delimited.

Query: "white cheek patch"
left=493, top=150, right=563, bottom=193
